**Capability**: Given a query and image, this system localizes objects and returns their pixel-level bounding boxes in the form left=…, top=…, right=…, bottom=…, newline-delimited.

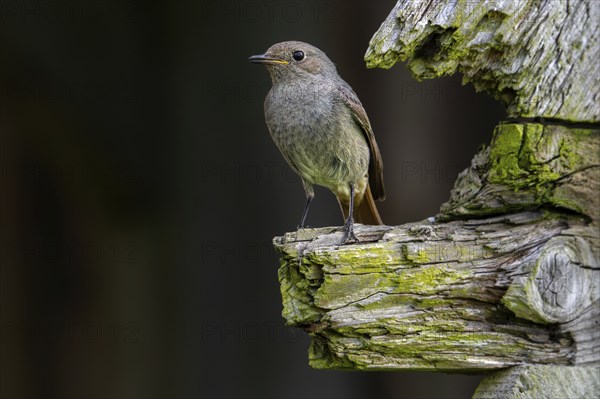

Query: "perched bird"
left=249, top=41, right=385, bottom=243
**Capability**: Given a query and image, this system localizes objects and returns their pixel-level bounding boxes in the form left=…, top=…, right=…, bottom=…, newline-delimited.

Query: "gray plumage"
left=249, top=41, right=385, bottom=243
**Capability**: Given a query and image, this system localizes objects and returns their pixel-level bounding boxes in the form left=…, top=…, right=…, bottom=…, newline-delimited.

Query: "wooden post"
left=274, top=1, right=600, bottom=397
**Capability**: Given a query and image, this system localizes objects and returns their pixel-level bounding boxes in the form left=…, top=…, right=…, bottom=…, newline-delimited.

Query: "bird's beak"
left=248, top=54, right=289, bottom=65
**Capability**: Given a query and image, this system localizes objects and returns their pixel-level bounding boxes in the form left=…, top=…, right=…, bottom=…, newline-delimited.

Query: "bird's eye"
left=292, top=50, right=305, bottom=61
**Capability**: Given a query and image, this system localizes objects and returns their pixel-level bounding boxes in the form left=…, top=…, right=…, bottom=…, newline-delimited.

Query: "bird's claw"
left=341, top=230, right=358, bottom=244
left=340, top=222, right=358, bottom=245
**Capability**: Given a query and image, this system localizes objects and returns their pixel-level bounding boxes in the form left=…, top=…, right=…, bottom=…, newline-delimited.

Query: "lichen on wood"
left=275, top=209, right=599, bottom=371
left=439, top=123, right=600, bottom=224
left=365, top=0, right=600, bottom=122
left=472, top=365, right=600, bottom=399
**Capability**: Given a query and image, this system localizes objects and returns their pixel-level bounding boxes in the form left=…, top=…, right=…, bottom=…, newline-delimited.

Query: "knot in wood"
left=529, top=237, right=597, bottom=323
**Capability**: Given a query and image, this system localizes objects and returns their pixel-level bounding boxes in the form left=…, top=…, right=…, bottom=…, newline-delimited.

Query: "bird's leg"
left=298, top=181, right=314, bottom=229
left=298, top=194, right=314, bottom=229
left=341, top=183, right=358, bottom=244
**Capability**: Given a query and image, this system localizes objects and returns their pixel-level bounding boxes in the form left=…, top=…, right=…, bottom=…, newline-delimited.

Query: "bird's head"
left=249, top=41, right=337, bottom=83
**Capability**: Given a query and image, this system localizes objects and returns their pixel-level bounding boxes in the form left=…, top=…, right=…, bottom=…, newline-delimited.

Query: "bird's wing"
left=336, top=82, right=386, bottom=200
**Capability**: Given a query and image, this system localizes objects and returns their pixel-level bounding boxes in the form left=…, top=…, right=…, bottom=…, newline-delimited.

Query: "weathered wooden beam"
left=275, top=210, right=599, bottom=371
left=472, top=365, right=600, bottom=399
left=365, top=0, right=600, bottom=123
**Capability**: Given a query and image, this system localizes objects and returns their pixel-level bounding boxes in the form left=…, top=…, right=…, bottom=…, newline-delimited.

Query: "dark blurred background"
left=0, top=1, right=506, bottom=398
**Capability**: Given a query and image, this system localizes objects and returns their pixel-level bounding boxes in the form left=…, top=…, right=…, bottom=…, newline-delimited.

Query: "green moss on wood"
left=274, top=216, right=586, bottom=371
left=365, top=0, right=600, bottom=121
left=441, top=123, right=599, bottom=221
left=278, top=259, right=322, bottom=325
left=488, top=124, right=561, bottom=189
left=313, top=264, right=473, bottom=310
left=307, top=324, right=560, bottom=371
left=473, top=365, right=600, bottom=399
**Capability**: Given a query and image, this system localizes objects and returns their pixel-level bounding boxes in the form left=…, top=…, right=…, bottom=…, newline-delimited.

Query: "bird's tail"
left=338, top=184, right=383, bottom=225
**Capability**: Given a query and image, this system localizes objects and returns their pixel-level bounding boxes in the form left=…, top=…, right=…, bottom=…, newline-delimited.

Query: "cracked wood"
left=365, top=0, right=600, bottom=122
left=274, top=211, right=599, bottom=371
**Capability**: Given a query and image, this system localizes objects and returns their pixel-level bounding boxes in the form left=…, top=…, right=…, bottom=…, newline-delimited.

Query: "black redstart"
left=249, top=41, right=385, bottom=243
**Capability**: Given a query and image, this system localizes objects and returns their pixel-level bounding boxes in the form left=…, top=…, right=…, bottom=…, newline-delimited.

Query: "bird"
left=249, top=41, right=385, bottom=244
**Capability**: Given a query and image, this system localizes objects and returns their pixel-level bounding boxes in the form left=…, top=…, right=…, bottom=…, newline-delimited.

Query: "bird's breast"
left=263, top=82, right=369, bottom=189
left=265, top=82, right=337, bottom=148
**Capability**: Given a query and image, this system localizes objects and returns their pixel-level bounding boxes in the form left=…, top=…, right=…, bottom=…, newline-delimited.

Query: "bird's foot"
left=340, top=219, right=358, bottom=245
